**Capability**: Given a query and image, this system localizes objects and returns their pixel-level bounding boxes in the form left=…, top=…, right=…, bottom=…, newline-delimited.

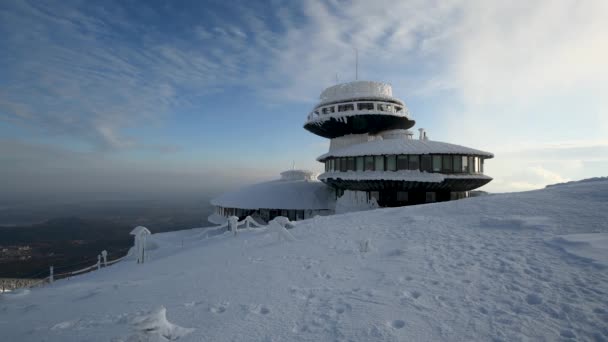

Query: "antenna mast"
left=354, top=47, right=359, bottom=80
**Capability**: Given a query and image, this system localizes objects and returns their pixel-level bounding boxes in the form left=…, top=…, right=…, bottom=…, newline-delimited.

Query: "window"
left=408, top=155, right=419, bottom=171
left=338, top=103, right=354, bottom=112
left=397, top=191, right=408, bottom=202
left=442, top=155, right=453, bottom=173
left=357, top=103, right=374, bottom=111
left=322, top=106, right=335, bottom=114
left=480, top=158, right=484, bottom=173
left=340, top=158, right=348, bottom=172
left=347, top=157, right=355, bottom=171
left=432, top=155, right=442, bottom=172
left=356, top=157, right=364, bottom=171
left=325, top=161, right=329, bottom=172
left=421, top=155, right=432, bottom=172
left=395, top=106, right=402, bottom=113
left=426, top=192, right=436, bottom=202
left=462, top=156, right=468, bottom=173
left=386, top=155, right=397, bottom=171
left=397, top=155, right=408, bottom=170
left=454, top=155, right=462, bottom=173
left=334, top=158, right=340, bottom=172
left=378, top=103, right=393, bottom=112
left=314, top=110, right=319, bottom=116
left=365, top=156, right=374, bottom=171
left=374, top=156, right=385, bottom=171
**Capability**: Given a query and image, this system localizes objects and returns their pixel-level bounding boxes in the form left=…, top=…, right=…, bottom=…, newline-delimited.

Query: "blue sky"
left=1, top=0, right=607, bottom=200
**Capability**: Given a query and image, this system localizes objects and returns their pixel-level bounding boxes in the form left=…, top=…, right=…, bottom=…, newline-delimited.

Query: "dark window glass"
left=325, top=161, right=329, bottom=172
left=357, top=103, right=374, bottom=110
left=386, top=155, right=397, bottom=171
left=338, top=103, right=354, bottom=112
left=356, top=157, right=364, bottom=171
left=408, top=155, right=419, bottom=171
left=395, top=106, right=402, bottom=113
left=397, top=191, right=408, bottom=201
left=397, top=155, right=408, bottom=170
left=442, top=155, right=453, bottom=173
left=341, top=158, right=348, bottom=172
left=421, top=155, right=432, bottom=172
left=469, top=156, right=475, bottom=173
left=347, top=157, right=355, bottom=171
left=480, top=158, right=484, bottom=173
left=432, top=155, right=442, bottom=172
left=334, top=158, right=340, bottom=172
left=364, top=156, right=374, bottom=171
left=426, top=192, right=436, bottom=202
left=462, top=156, right=468, bottom=173
left=454, top=155, right=462, bottom=173
left=374, top=156, right=385, bottom=171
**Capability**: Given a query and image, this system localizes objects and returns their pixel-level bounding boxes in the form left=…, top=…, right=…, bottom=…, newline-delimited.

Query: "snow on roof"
left=318, top=81, right=402, bottom=106
left=211, top=171, right=334, bottom=210
left=318, top=138, right=494, bottom=160
left=318, top=170, right=492, bottom=183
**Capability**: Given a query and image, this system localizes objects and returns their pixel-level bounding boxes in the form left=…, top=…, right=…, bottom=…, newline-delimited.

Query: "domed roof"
left=210, top=171, right=334, bottom=210
left=317, top=80, right=403, bottom=106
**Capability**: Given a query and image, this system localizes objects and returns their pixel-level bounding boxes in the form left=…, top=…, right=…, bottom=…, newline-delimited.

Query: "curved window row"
left=310, top=101, right=405, bottom=119
left=324, top=154, right=485, bottom=174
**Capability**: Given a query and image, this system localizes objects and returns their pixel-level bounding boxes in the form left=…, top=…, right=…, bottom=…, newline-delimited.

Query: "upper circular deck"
left=304, top=81, right=415, bottom=138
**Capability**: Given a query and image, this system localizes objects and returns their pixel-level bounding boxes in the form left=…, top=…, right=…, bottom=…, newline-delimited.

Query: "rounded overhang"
left=319, top=172, right=493, bottom=192
left=211, top=171, right=334, bottom=210
left=304, top=115, right=415, bottom=139
left=317, top=138, right=494, bottom=161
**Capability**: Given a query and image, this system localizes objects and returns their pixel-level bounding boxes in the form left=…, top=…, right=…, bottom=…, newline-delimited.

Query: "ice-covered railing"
left=191, top=215, right=296, bottom=243
left=2, top=246, right=132, bottom=292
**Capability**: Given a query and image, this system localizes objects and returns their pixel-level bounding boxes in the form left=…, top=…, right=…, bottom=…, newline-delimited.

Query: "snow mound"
left=548, top=233, right=608, bottom=266
left=127, top=306, right=194, bottom=341
left=2, top=177, right=608, bottom=341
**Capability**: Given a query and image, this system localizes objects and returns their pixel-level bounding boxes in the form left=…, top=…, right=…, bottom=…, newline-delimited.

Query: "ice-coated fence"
left=2, top=217, right=296, bottom=293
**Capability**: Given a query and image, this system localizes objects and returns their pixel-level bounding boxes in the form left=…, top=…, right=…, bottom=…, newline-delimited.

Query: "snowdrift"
left=1, top=179, right=607, bottom=341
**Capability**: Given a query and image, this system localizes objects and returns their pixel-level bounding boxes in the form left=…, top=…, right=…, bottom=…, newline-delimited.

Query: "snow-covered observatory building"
left=305, top=81, right=494, bottom=206
left=209, top=80, right=493, bottom=223
left=209, top=170, right=335, bottom=223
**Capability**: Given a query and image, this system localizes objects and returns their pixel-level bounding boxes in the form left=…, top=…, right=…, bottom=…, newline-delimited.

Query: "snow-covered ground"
left=1, top=179, right=607, bottom=341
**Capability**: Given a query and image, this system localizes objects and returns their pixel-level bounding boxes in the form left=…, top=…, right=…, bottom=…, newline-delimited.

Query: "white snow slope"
left=1, top=179, right=607, bottom=341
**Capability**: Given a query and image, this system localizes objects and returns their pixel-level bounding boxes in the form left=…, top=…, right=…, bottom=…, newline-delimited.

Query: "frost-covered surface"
left=318, top=138, right=494, bottom=160
left=319, top=170, right=492, bottom=183
left=335, top=190, right=379, bottom=214
left=210, top=177, right=334, bottom=210
left=2, top=179, right=608, bottom=341
left=317, top=81, right=401, bottom=106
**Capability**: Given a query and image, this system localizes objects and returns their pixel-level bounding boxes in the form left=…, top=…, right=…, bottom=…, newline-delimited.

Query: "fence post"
left=49, top=266, right=54, bottom=283
left=97, top=255, right=101, bottom=270
left=246, top=217, right=250, bottom=229
left=101, top=250, right=108, bottom=267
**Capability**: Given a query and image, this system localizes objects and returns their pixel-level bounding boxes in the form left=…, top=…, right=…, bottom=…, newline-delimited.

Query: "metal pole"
left=354, top=47, right=358, bottom=80
left=49, top=266, right=54, bottom=283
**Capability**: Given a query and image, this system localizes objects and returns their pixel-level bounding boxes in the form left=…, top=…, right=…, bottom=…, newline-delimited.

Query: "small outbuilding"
left=209, top=170, right=335, bottom=224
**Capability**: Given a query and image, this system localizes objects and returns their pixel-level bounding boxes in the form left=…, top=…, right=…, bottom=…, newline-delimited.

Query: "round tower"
left=303, top=81, right=415, bottom=138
